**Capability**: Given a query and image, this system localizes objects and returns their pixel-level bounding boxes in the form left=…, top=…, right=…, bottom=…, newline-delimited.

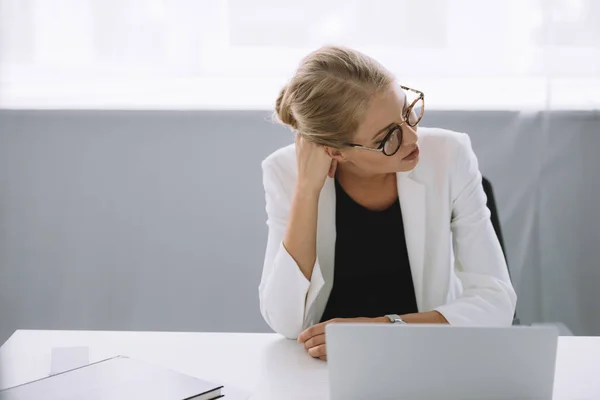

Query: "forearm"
left=402, top=311, right=449, bottom=324
left=283, top=184, right=321, bottom=281
left=372, top=311, right=449, bottom=324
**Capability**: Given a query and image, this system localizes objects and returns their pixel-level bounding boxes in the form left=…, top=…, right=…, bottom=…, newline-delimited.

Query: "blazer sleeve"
left=258, top=159, right=326, bottom=339
left=435, top=133, right=517, bottom=326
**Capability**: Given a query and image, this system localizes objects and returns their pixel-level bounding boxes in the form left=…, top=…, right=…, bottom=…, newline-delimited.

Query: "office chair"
left=482, top=177, right=574, bottom=335
left=481, top=176, right=520, bottom=325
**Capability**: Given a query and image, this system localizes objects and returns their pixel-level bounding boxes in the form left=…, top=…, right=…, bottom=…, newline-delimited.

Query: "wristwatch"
left=385, top=314, right=407, bottom=324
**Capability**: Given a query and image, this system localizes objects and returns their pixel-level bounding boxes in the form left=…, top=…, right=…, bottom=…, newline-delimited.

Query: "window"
left=1, top=0, right=598, bottom=109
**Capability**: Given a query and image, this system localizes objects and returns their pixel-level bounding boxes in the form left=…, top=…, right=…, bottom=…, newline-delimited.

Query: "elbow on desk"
left=260, top=308, right=303, bottom=340
left=490, top=278, right=518, bottom=326
left=259, top=295, right=304, bottom=340
left=436, top=280, right=518, bottom=327
left=258, top=276, right=308, bottom=340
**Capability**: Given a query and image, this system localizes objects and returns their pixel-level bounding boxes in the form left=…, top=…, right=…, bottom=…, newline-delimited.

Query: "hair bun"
left=275, top=85, right=298, bottom=130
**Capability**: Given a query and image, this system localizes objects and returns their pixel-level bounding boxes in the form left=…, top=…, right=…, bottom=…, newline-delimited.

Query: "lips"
left=402, top=146, right=420, bottom=161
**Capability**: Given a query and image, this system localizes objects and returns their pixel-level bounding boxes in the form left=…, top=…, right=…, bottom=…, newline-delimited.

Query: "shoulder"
left=262, top=143, right=296, bottom=174
left=412, top=127, right=473, bottom=174
left=417, top=126, right=470, bottom=157
left=261, top=144, right=298, bottom=195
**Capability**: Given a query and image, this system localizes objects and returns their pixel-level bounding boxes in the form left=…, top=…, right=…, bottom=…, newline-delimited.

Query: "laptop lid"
left=326, top=324, right=558, bottom=400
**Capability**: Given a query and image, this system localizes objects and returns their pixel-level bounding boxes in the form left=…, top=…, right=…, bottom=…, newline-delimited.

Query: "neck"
left=336, top=164, right=395, bottom=187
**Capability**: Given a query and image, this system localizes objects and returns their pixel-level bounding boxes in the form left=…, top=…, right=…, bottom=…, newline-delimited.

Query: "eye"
left=373, top=133, right=386, bottom=145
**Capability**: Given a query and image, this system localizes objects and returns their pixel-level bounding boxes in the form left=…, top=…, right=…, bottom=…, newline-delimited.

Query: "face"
left=333, top=84, right=420, bottom=176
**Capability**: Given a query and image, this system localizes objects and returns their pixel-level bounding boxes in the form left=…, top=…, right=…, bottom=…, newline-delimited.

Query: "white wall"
left=1, top=110, right=599, bottom=345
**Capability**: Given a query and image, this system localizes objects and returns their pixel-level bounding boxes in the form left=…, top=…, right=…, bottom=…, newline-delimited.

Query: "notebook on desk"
left=0, top=355, right=223, bottom=400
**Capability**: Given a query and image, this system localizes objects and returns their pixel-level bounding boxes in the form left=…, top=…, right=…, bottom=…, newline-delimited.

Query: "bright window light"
left=0, top=0, right=598, bottom=109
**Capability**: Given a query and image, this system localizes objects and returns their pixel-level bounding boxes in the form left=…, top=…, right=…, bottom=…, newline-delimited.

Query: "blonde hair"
left=274, top=46, right=394, bottom=148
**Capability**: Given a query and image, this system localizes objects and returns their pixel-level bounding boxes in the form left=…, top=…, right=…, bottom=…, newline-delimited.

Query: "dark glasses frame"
left=346, top=85, right=424, bottom=157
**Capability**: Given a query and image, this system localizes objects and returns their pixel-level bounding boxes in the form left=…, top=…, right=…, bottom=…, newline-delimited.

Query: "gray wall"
left=1, top=110, right=599, bottom=346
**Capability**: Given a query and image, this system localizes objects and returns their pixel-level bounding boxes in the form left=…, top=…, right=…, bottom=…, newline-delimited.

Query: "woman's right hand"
left=295, top=134, right=337, bottom=193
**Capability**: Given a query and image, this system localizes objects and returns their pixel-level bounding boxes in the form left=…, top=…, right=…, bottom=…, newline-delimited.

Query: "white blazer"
left=259, top=127, right=517, bottom=339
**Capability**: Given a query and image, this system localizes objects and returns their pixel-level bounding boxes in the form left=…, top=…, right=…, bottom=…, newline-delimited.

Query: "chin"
left=390, top=154, right=417, bottom=171
left=391, top=145, right=421, bottom=173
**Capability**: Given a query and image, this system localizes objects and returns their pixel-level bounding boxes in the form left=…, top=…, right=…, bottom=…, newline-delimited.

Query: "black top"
left=320, top=178, right=418, bottom=322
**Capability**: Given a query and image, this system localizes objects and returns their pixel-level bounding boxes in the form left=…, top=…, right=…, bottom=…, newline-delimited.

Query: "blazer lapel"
left=316, top=177, right=337, bottom=287
left=397, top=172, right=426, bottom=311
left=304, top=178, right=336, bottom=328
left=305, top=177, right=336, bottom=326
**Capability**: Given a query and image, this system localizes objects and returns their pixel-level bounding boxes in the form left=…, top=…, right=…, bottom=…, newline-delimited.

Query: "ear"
left=324, top=146, right=346, bottom=163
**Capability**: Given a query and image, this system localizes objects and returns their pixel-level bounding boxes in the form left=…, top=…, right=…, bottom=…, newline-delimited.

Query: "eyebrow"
left=371, top=90, right=409, bottom=141
left=371, top=123, right=395, bottom=141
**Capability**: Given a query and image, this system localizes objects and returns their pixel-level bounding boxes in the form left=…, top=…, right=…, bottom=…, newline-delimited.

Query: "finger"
left=328, top=159, right=338, bottom=178
left=319, top=356, right=327, bottom=361
left=304, top=333, right=326, bottom=350
left=298, top=321, right=327, bottom=343
left=308, top=344, right=327, bottom=359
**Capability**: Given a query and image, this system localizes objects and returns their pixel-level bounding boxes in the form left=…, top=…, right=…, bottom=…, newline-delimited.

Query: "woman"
left=259, top=46, right=516, bottom=361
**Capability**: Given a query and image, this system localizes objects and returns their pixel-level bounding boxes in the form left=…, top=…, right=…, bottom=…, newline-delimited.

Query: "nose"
left=402, top=125, right=418, bottom=147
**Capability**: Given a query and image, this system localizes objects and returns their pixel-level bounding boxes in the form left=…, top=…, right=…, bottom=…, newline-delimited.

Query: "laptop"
left=326, top=324, right=559, bottom=400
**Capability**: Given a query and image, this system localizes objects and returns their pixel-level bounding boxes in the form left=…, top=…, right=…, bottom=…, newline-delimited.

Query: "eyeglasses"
left=346, top=85, right=424, bottom=157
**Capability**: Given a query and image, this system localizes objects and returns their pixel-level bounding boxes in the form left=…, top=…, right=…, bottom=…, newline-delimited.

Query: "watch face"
left=394, top=315, right=407, bottom=324
left=386, top=314, right=402, bottom=323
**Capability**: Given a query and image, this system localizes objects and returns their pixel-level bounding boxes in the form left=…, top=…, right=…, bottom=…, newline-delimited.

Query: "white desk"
left=0, top=330, right=599, bottom=399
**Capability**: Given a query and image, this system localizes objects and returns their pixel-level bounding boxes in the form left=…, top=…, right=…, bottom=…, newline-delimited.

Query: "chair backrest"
left=481, top=177, right=506, bottom=257
left=481, top=176, right=520, bottom=325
